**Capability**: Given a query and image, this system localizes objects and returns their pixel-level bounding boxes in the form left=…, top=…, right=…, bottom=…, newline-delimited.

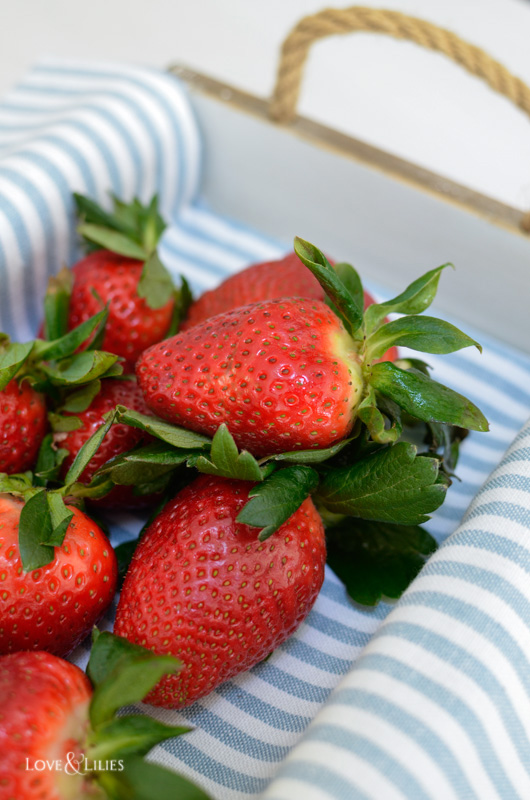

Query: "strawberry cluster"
left=0, top=193, right=488, bottom=799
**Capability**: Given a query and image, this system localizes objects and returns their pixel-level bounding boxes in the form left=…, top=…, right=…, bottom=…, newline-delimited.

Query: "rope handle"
left=270, top=6, right=530, bottom=232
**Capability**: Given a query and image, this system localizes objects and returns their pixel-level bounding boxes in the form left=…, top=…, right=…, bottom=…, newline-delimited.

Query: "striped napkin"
left=1, top=60, right=529, bottom=800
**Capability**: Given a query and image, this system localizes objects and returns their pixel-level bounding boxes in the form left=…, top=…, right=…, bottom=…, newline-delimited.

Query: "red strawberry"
left=67, top=251, right=174, bottom=372
left=182, top=251, right=398, bottom=361
left=0, top=380, right=47, bottom=474
left=182, top=252, right=324, bottom=329
left=136, top=298, right=364, bottom=456
left=40, top=193, right=185, bottom=372
left=114, top=474, right=326, bottom=708
left=0, top=651, right=93, bottom=800
left=57, top=378, right=155, bottom=509
left=0, top=494, right=117, bottom=656
left=0, top=636, right=210, bottom=800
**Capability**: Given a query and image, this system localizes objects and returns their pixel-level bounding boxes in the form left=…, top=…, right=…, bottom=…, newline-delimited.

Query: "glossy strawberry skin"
left=137, top=298, right=364, bottom=457
left=114, top=474, right=326, bottom=708
left=182, top=252, right=324, bottom=329
left=0, top=495, right=118, bottom=657
left=183, top=252, right=398, bottom=361
left=0, top=650, right=92, bottom=800
left=67, top=250, right=174, bottom=371
left=0, top=380, right=47, bottom=475
left=57, top=378, right=155, bottom=509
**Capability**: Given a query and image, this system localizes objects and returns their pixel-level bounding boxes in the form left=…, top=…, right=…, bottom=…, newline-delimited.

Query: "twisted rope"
left=270, top=6, right=530, bottom=232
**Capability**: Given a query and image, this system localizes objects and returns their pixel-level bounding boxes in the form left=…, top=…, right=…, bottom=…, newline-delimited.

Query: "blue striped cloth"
left=1, top=60, right=529, bottom=800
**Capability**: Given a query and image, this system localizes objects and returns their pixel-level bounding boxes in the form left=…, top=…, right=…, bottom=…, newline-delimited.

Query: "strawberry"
left=0, top=651, right=93, bottom=800
left=56, top=378, right=156, bottom=509
left=67, top=250, right=174, bottom=372
left=114, top=474, right=326, bottom=708
left=182, top=251, right=325, bottom=329
left=0, top=493, right=117, bottom=656
left=42, top=194, right=191, bottom=372
left=182, top=250, right=398, bottom=362
left=136, top=238, right=488, bottom=458
left=0, top=633, right=210, bottom=799
left=0, top=380, right=47, bottom=474
left=137, top=297, right=364, bottom=456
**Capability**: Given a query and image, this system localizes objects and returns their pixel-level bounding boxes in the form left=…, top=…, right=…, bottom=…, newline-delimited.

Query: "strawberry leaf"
left=326, top=519, right=437, bottom=606
left=43, top=267, right=73, bottom=340
left=34, top=307, right=109, bottom=362
left=74, top=193, right=136, bottom=237
left=102, top=757, right=212, bottom=800
left=366, top=315, right=481, bottom=361
left=334, top=262, right=364, bottom=310
left=46, top=492, right=74, bottom=547
left=77, top=224, right=148, bottom=260
left=18, top=489, right=55, bottom=571
left=64, top=410, right=116, bottom=486
left=394, top=357, right=431, bottom=375
left=67, top=474, right=115, bottom=500
left=325, top=262, right=364, bottom=331
left=167, top=275, right=193, bottom=336
left=195, top=424, right=267, bottom=481
left=364, top=264, right=451, bottom=333
left=34, top=434, right=68, bottom=486
left=98, top=457, right=178, bottom=487
left=0, top=471, right=35, bottom=495
left=137, top=251, right=175, bottom=309
left=369, top=362, right=489, bottom=432
left=317, top=442, right=447, bottom=524
left=0, top=341, right=35, bottom=390
left=48, top=412, right=82, bottom=432
left=111, top=194, right=167, bottom=251
left=357, top=390, right=402, bottom=444
left=88, top=715, right=191, bottom=762
left=90, top=654, right=181, bottom=728
left=88, top=631, right=164, bottom=686
left=41, top=350, right=121, bottom=386
left=60, top=380, right=102, bottom=413
left=114, top=406, right=211, bottom=449
left=263, top=438, right=354, bottom=465
left=96, top=441, right=196, bottom=480
left=294, top=237, right=363, bottom=336
left=237, top=465, right=319, bottom=541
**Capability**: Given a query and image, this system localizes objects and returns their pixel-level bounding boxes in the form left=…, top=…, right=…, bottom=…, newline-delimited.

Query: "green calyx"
left=74, top=193, right=178, bottom=311
left=0, top=307, right=123, bottom=394
left=293, top=236, right=489, bottom=443
left=80, top=630, right=211, bottom=800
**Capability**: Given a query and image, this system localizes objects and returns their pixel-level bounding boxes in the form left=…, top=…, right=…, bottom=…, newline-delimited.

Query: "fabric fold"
left=263, top=417, right=530, bottom=800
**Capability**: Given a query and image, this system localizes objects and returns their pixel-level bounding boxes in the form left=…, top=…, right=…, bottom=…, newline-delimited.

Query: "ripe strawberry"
left=0, top=651, right=93, bottom=800
left=67, top=251, right=174, bottom=371
left=137, top=298, right=364, bottom=457
left=182, top=251, right=398, bottom=360
left=114, top=474, right=326, bottom=708
left=0, top=635, right=210, bottom=800
left=41, top=193, right=188, bottom=372
left=0, top=380, right=47, bottom=474
left=182, top=252, right=324, bottom=329
left=0, top=494, right=117, bottom=656
left=56, top=378, right=155, bottom=509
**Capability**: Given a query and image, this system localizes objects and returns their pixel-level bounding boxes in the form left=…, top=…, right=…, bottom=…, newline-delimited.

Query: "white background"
left=1, top=0, right=530, bottom=208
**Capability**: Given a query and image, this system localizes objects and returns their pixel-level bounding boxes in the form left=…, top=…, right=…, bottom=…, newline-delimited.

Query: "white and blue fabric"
left=0, top=59, right=529, bottom=800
